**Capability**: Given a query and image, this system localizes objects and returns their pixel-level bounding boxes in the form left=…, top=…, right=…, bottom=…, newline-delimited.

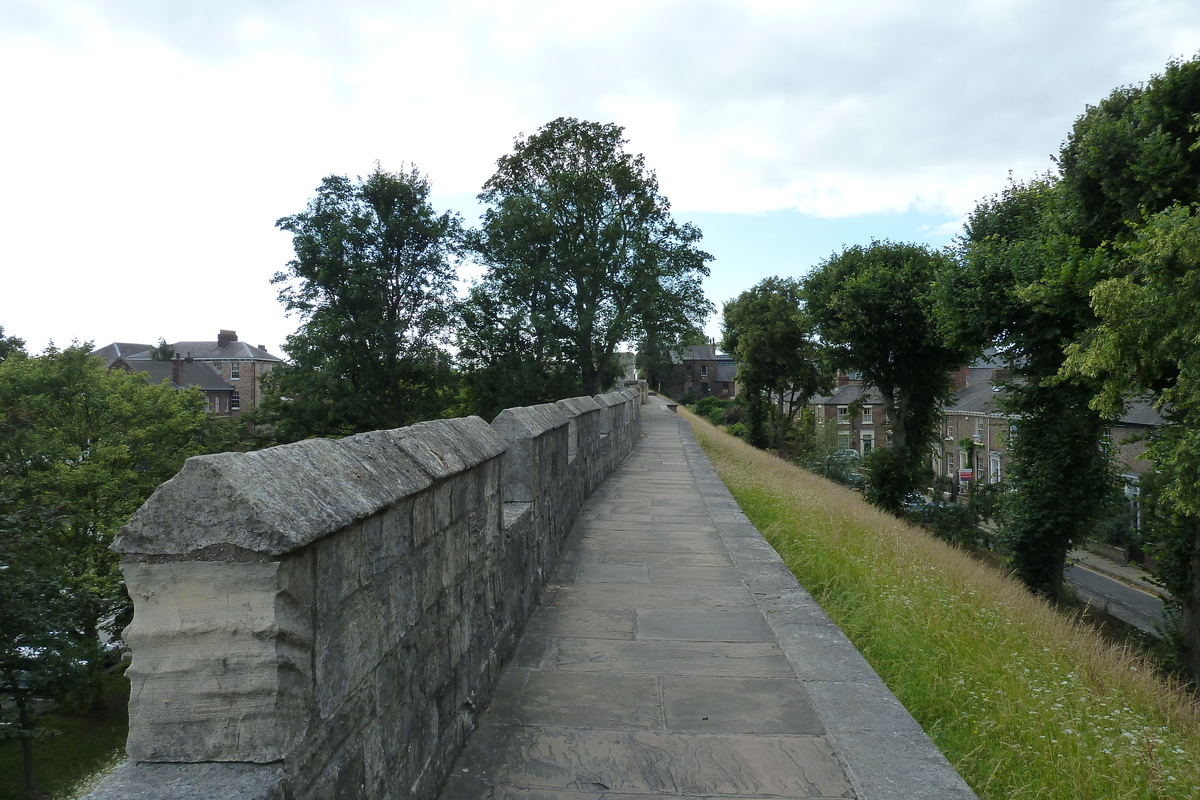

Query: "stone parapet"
left=85, top=386, right=646, bottom=800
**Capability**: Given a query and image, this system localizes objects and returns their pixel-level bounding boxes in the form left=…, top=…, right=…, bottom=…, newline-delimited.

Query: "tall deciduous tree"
left=941, top=177, right=1118, bottom=601
left=944, top=56, right=1200, bottom=604
left=804, top=241, right=969, bottom=512
left=1064, top=205, right=1200, bottom=680
left=0, top=344, right=219, bottom=793
left=463, top=117, right=712, bottom=407
left=721, top=277, right=828, bottom=451
left=263, top=165, right=462, bottom=440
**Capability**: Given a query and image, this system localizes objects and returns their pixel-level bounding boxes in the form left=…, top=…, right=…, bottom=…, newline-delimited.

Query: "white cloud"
left=2, top=0, right=1199, bottom=352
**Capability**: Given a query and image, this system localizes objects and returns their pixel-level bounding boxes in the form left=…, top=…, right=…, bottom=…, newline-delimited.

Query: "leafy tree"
left=942, top=177, right=1117, bottom=600
left=721, top=277, right=828, bottom=452
left=148, top=337, right=175, bottom=362
left=943, top=56, right=1200, bottom=603
left=455, top=276, right=583, bottom=420
left=0, top=326, right=24, bottom=363
left=464, top=117, right=712, bottom=406
left=1063, top=205, right=1200, bottom=679
left=263, top=165, right=462, bottom=440
left=803, top=241, right=969, bottom=512
left=0, top=344, right=218, bottom=793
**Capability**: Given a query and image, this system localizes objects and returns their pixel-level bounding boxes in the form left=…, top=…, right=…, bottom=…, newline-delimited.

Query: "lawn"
left=684, top=409, right=1200, bottom=800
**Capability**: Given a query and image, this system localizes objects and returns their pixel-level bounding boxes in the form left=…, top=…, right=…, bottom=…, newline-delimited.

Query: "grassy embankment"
left=683, top=409, right=1200, bottom=800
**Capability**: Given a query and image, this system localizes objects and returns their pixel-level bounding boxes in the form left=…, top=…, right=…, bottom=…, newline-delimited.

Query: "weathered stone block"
left=122, top=558, right=313, bottom=763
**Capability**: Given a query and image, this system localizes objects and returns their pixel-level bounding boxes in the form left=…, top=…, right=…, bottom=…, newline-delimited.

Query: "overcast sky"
left=3, top=0, right=1199, bottom=355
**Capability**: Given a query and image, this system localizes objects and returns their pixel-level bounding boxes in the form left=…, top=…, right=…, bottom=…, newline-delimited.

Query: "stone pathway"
left=438, top=399, right=977, bottom=800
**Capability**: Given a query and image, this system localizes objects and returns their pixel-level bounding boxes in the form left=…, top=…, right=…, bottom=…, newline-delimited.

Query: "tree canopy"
left=722, top=277, right=827, bottom=451
left=262, top=165, right=462, bottom=440
left=941, top=56, right=1200, bottom=606
left=0, top=343, right=222, bottom=793
left=461, top=117, right=711, bottom=412
left=804, top=241, right=969, bottom=511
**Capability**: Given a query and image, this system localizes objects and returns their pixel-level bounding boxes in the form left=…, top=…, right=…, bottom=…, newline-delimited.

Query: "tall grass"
left=684, top=410, right=1200, bottom=800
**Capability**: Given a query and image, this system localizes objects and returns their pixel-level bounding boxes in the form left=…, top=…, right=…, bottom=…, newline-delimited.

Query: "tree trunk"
left=15, top=689, right=41, bottom=800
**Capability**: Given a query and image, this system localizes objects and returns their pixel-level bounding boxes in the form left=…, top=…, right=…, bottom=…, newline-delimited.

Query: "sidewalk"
left=438, top=398, right=976, bottom=800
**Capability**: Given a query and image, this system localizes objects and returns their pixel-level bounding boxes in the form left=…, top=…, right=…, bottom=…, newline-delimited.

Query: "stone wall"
left=85, top=388, right=644, bottom=800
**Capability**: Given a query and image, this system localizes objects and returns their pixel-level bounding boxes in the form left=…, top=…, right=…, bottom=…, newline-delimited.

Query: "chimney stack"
left=951, top=365, right=971, bottom=392
left=218, top=330, right=238, bottom=348
left=172, top=353, right=183, bottom=387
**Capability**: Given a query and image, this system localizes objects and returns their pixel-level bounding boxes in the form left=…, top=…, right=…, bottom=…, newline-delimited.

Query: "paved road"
left=438, top=399, right=977, bottom=800
left=1068, top=564, right=1165, bottom=636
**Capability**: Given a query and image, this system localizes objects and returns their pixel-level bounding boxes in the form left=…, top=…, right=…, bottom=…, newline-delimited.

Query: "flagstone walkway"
left=438, top=398, right=977, bottom=800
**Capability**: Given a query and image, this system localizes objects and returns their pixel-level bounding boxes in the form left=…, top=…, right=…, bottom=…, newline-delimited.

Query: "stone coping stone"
left=115, top=417, right=506, bottom=557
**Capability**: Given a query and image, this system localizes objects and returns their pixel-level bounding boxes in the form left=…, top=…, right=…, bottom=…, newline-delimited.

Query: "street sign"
left=959, top=469, right=973, bottom=481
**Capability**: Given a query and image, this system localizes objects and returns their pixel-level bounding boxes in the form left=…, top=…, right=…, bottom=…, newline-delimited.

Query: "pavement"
left=438, top=398, right=977, bottom=800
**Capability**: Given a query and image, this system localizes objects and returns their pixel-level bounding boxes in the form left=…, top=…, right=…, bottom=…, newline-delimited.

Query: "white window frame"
left=231, top=391, right=241, bottom=410
left=861, top=405, right=873, bottom=424
left=230, top=361, right=240, bottom=380
left=836, top=405, right=850, bottom=423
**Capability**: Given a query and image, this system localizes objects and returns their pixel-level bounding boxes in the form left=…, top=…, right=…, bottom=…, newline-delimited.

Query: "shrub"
left=726, top=421, right=747, bottom=439
left=723, top=403, right=743, bottom=426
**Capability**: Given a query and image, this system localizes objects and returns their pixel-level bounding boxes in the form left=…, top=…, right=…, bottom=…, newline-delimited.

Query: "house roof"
left=715, top=363, right=738, bottom=383
left=810, top=384, right=885, bottom=406
left=1119, top=399, right=1166, bottom=427
left=119, top=341, right=284, bottom=362
left=114, top=358, right=234, bottom=392
left=168, top=340, right=284, bottom=362
left=946, top=367, right=1007, bottom=415
left=93, top=342, right=154, bottom=367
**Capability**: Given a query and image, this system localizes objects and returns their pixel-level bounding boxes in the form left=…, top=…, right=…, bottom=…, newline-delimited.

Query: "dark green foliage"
left=263, top=165, right=462, bottom=440
left=693, top=396, right=730, bottom=420
left=946, top=55, right=1200, bottom=611
left=0, top=344, right=218, bottom=793
left=943, top=172, right=1115, bottom=600
left=722, top=277, right=828, bottom=453
left=147, top=338, right=174, bottom=362
left=463, top=118, right=712, bottom=406
left=0, top=327, right=24, bottom=364
left=1057, top=57, right=1200, bottom=250
left=861, top=446, right=920, bottom=513
left=1001, top=383, right=1119, bottom=598
left=804, top=241, right=969, bottom=512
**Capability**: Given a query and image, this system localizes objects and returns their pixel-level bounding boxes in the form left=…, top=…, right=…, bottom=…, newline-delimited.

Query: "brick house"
left=809, top=380, right=888, bottom=454
left=935, top=361, right=1013, bottom=492
left=94, top=330, right=284, bottom=417
left=642, top=343, right=739, bottom=400
left=680, top=344, right=738, bottom=400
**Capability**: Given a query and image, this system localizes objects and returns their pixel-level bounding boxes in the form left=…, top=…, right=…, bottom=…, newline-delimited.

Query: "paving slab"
left=438, top=398, right=978, bottom=800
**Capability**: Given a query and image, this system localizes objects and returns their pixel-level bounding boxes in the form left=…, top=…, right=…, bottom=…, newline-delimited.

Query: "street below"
left=1067, top=564, right=1165, bottom=636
